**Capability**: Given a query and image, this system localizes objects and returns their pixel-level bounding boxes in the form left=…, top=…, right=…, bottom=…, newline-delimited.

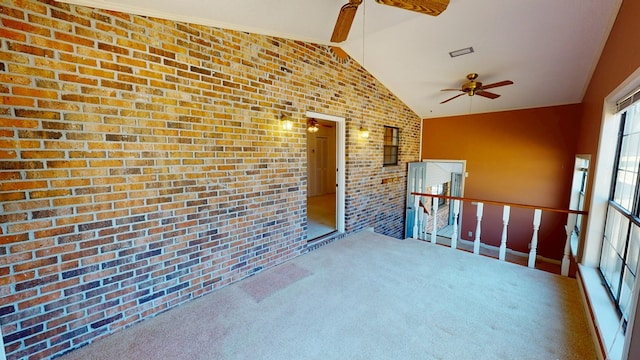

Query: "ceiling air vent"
left=449, top=47, right=474, bottom=58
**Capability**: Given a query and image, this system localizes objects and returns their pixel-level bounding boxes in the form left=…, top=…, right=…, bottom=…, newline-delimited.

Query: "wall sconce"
left=307, top=118, right=319, bottom=133
left=280, top=114, right=293, bottom=131
left=359, top=124, right=369, bottom=139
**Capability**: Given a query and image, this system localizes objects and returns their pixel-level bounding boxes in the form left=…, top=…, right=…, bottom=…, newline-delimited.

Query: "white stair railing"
left=474, top=202, right=483, bottom=255
left=431, top=197, right=438, bottom=245
left=408, top=193, right=587, bottom=277
left=499, top=205, right=510, bottom=261
left=561, top=213, right=577, bottom=276
left=528, top=209, right=542, bottom=268
left=451, top=199, right=460, bottom=250
left=412, top=196, right=420, bottom=240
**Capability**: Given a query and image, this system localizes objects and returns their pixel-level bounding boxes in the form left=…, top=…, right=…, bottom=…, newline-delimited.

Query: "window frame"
left=599, top=107, right=640, bottom=324
left=383, top=126, right=399, bottom=166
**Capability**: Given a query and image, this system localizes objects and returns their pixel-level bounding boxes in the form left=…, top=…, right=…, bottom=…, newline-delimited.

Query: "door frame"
left=306, top=111, right=345, bottom=233
left=422, top=159, right=466, bottom=236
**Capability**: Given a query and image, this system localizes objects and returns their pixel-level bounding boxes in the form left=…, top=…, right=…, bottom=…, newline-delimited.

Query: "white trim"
left=306, top=111, right=346, bottom=234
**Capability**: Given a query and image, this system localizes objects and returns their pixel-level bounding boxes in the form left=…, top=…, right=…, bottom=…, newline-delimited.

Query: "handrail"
left=411, top=192, right=588, bottom=216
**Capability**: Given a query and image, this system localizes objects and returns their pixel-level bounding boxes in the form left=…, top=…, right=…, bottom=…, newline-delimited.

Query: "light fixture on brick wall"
left=281, top=114, right=293, bottom=131
left=307, top=118, right=320, bottom=133
left=359, top=123, right=369, bottom=138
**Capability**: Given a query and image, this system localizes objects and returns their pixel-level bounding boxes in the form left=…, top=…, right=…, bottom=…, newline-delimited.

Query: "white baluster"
left=412, top=196, right=420, bottom=239
left=421, top=208, right=428, bottom=240
left=499, top=205, right=510, bottom=261
left=451, top=199, right=460, bottom=250
left=474, top=202, right=483, bottom=255
left=528, top=209, right=542, bottom=268
left=431, top=196, right=439, bottom=244
left=561, top=213, right=577, bottom=276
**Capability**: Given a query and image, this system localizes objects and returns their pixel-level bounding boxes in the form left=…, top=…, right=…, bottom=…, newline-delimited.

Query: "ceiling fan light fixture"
left=449, top=47, right=474, bottom=58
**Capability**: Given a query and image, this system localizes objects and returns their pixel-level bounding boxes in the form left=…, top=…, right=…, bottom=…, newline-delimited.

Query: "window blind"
left=617, top=87, right=640, bottom=113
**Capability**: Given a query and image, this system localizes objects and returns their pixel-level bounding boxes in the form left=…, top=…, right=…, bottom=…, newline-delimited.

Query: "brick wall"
left=0, top=1, right=421, bottom=358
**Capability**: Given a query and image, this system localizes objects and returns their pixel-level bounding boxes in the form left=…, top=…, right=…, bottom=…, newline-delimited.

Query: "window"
left=600, top=101, right=640, bottom=323
left=383, top=126, right=399, bottom=166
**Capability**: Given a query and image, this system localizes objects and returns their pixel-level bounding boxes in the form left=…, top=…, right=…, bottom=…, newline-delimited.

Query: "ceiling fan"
left=440, top=73, right=514, bottom=104
left=330, top=0, right=450, bottom=43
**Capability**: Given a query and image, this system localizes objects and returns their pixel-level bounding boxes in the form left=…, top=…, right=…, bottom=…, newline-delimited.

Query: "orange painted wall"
left=578, top=0, right=640, bottom=157
left=573, top=0, right=640, bottom=357
left=422, top=104, right=582, bottom=258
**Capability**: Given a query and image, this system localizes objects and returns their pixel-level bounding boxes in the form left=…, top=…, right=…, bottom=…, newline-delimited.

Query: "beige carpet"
left=59, top=231, right=596, bottom=360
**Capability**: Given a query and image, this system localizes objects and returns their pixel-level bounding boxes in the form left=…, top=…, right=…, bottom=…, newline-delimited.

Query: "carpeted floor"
left=58, top=231, right=596, bottom=360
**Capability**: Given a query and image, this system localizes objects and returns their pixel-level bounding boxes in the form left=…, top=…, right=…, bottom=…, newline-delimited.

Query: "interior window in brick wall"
left=383, top=126, right=399, bottom=166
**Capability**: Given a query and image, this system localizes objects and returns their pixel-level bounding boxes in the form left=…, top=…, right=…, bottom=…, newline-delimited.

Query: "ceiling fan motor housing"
left=463, top=81, right=482, bottom=95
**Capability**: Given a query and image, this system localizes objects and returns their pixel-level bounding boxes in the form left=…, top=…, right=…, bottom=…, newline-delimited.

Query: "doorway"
left=305, top=111, right=345, bottom=241
left=569, top=154, right=590, bottom=256
left=405, top=160, right=466, bottom=239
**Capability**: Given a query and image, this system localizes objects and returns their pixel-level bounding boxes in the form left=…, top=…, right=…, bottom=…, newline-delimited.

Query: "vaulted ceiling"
left=62, top=0, right=622, bottom=118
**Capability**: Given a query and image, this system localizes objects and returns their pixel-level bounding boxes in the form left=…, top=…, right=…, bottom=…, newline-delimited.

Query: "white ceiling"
left=62, top=0, right=622, bottom=119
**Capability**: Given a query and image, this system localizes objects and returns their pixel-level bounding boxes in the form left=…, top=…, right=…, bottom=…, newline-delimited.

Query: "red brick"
left=18, top=292, right=62, bottom=310
left=1, top=96, right=35, bottom=106
left=0, top=233, right=29, bottom=245
left=55, top=31, right=94, bottom=47
left=0, top=28, right=26, bottom=41
left=0, top=180, right=47, bottom=191
left=1, top=18, right=51, bottom=36
left=7, top=42, right=55, bottom=58
left=13, top=87, right=59, bottom=99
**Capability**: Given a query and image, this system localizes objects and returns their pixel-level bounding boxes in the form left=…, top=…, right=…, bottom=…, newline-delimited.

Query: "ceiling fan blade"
left=331, top=0, right=362, bottom=43
left=476, top=90, right=500, bottom=99
left=375, top=0, right=449, bottom=16
left=440, top=92, right=466, bottom=104
left=481, top=80, right=513, bottom=90
left=440, top=88, right=462, bottom=92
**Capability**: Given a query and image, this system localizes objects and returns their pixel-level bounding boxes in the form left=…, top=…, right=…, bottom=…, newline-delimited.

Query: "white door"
left=305, top=111, right=345, bottom=235
left=316, top=136, right=330, bottom=195
left=405, top=162, right=428, bottom=238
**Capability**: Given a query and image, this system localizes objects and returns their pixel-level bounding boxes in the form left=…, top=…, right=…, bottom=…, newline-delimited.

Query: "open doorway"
left=305, top=111, right=345, bottom=241
left=405, top=160, right=466, bottom=240
left=569, top=154, right=590, bottom=256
